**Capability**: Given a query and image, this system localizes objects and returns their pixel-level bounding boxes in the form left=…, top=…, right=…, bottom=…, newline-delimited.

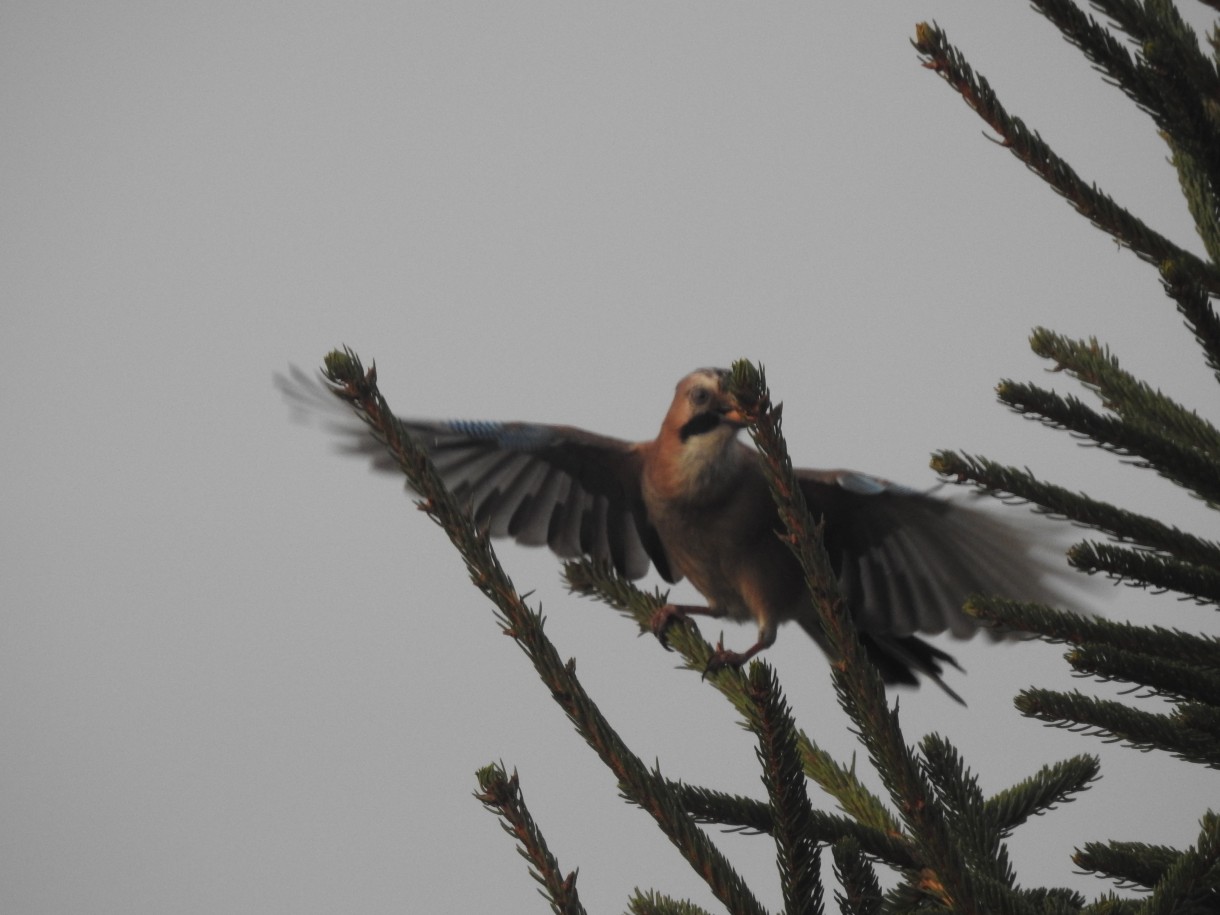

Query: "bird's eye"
left=689, top=386, right=711, bottom=408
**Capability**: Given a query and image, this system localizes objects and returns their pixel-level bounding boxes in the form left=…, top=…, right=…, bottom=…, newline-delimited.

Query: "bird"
left=280, top=364, right=1078, bottom=700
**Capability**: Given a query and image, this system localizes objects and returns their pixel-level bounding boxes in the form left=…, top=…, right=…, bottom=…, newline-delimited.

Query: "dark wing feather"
left=798, top=468, right=1072, bottom=640
left=278, top=367, right=674, bottom=581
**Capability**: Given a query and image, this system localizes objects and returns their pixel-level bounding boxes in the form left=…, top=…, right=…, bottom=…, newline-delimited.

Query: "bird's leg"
left=649, top=603, right=726, bottom=650
left=704, top=621, right=777, bottom=675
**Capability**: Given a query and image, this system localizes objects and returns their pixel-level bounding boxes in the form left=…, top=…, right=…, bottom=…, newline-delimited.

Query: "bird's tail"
left=792, top=613, right=966, bottom=704
left=862, top=633, right=965, bottom=705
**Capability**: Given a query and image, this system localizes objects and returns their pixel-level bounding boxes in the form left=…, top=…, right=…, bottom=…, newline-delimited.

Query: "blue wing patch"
left=442, top=420, right=555, bottom=451
left=837, top=471, right=921, bottom=497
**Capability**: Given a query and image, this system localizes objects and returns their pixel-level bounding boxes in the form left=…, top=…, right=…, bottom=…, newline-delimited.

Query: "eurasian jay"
left=282, top=366, right=1074, bottom=698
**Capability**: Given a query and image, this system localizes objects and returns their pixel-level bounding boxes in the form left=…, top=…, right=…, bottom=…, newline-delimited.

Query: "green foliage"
left=312, top=3, right=1220, bottom=910
left=916, top=3, right=1220, bottom=779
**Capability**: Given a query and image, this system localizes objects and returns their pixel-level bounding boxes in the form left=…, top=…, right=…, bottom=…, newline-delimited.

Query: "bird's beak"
left=719, top=401, right=748, bottom=428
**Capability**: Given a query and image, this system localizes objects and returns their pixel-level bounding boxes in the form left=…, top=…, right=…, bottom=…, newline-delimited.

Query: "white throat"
left=675, top=425, right=745, bottom=500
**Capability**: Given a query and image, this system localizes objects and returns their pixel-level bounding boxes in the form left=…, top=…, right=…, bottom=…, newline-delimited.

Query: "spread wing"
left=278, top=367, right=675, bottom=581
left=799, top=468, right=1070, bottom=640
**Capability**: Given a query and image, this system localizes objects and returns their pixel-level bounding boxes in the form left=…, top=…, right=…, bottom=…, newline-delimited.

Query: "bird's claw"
left=649, top=604, right=688, bottom=651
left=701, top=640, right=750, bottom=680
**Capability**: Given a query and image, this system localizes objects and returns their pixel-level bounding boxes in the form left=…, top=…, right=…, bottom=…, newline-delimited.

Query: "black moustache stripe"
left=679, top=412, right=722, bottom=442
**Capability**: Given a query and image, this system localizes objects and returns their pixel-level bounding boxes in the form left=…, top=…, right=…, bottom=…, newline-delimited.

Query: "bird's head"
left=649, top=368, right=750, bottom=499
left=663, top=368, right=748, bottom=443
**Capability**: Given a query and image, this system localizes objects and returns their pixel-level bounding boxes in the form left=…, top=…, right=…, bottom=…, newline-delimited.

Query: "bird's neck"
left=648, top=428, right=748, bottom=505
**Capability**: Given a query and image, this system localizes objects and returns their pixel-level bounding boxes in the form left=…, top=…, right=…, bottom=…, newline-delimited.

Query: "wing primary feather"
left=581, top=497, right=612, bottom=568
left=604, top=503, right=649, bottom=579
left=471, top=456, right=547, bottom=538
left=886, top=524, right=950, bottom=636
left=547, top=479, right=586, bottom=558
left=867, top=538, right=918, bottom=637
left=892, top=526, right=965, bottom=636
left=509, top=468, right=567, bottom=546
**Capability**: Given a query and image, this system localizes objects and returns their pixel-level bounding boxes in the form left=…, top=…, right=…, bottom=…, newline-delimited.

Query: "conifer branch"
left=1015, top=689, right=1220, bottom=768
left=474, top=764, right=586, bottom=915
left=1030, top=0, right=1146, bottom=102
left=561, top=558, right=718, bottom=673
left=1078, top=844, right=1171, bottom=893
left=318, top=349, right=769, bottom=915
left=1027, top=329, right=1220, bottom=459
left=729, top=361, right=981, bottom=914
left=745, top=663, right=824, bottom=915
left=807, top=812, right=916, bottom=870
left=1159, top=259, right=1220, bottom=385
left=831, top=840, right=884, bottom=915
left=963, top=596, right=1220, bottom=670
left=1167, top=133, right=1220, bottom=268
left=1093, top=0, right=1203, bottom=53
left=1022, top=887, right=1091, bottom=913
left=564, top=557, right=904, bottom=840
left=1079, top=893, right=1142, bottom=914
left=1067, top=643, right=1220, bottom=705
left=1030, top=0, right=1220, bottom=236
left=1141, top=812, right=1220, bottom=914
left=664, top=781, right=918, bottom=868
left=662, top=783, right=772, bottom=834
left=911, top=21, right=1220, bottom=295
left=917, top=745, right=1091, bottom=914
left=1069, top=540, right=1220, bottom=605
left=996, top=380, right=1220, bottom=508
left=627, top=890, right=716, bottom=915
left=1088, top=0, right=1220, bottom=129
left=931, top=450, right=1220, bottom=567
left=983, top=754, right=1101, bottom=835
left=796, top=741, right=903, bottom=839
left=919, top=734, right=1016, bottom=895
left=1074, top=839, right=1182, bottom=891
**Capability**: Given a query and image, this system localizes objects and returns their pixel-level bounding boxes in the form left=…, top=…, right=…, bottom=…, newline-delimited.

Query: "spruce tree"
left=296, top=4, right=1220, bottom=911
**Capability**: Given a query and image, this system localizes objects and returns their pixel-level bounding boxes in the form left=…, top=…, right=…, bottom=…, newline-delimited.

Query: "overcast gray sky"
left=5, top=3, right=1219, bottom=913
